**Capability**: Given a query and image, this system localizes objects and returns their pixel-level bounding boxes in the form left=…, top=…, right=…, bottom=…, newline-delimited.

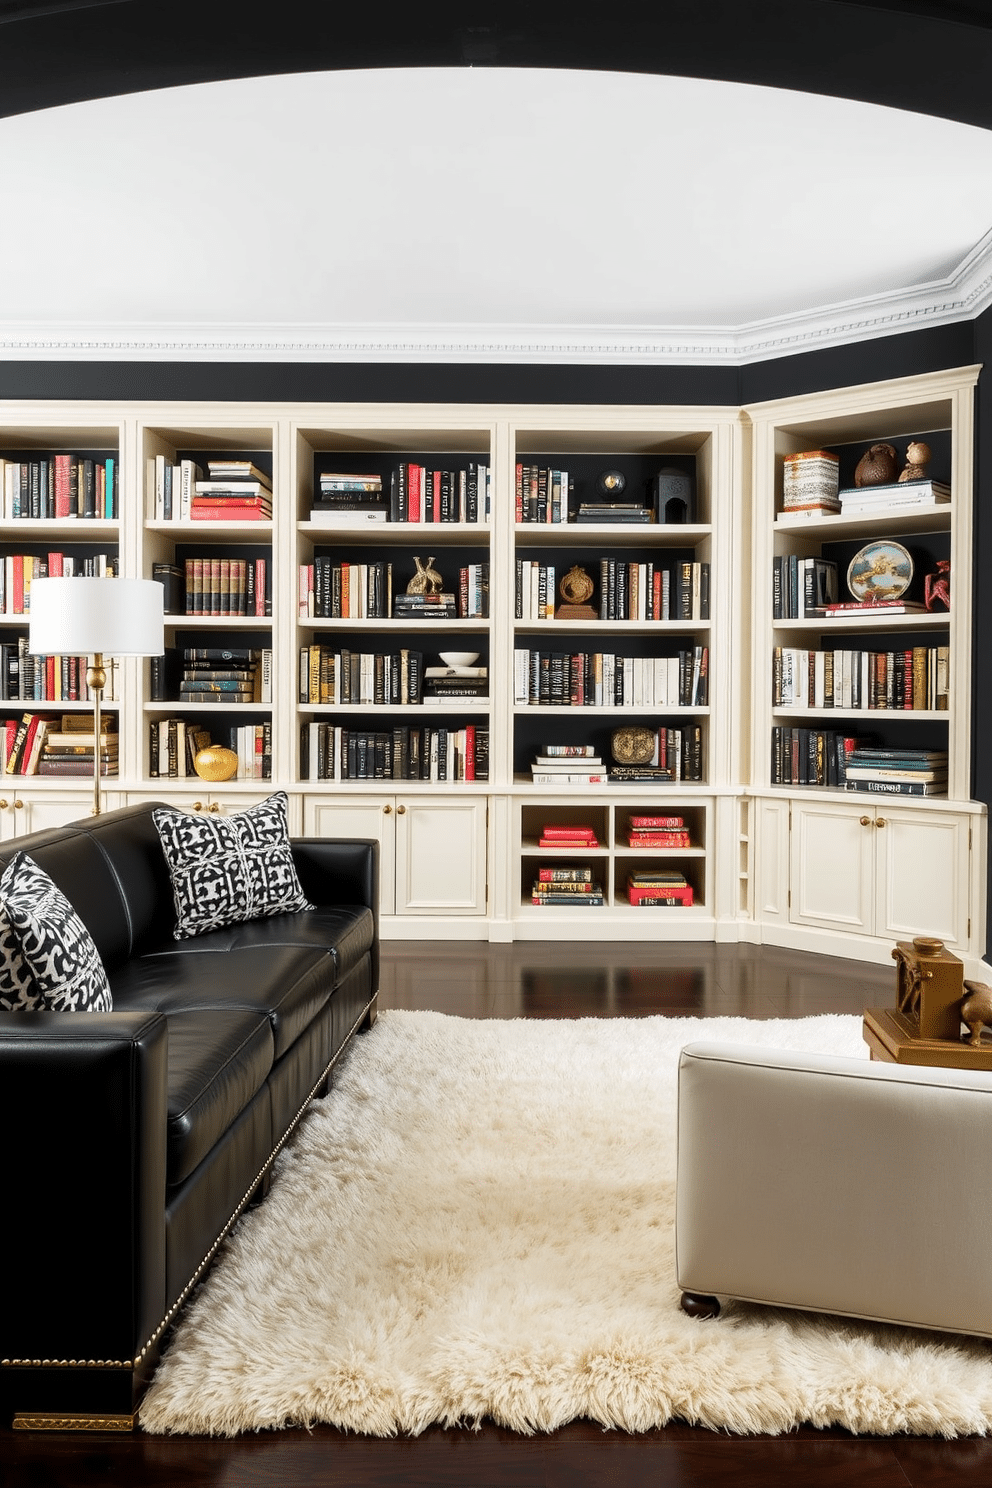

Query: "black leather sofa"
left=0, top=800, right=378, bottom=1430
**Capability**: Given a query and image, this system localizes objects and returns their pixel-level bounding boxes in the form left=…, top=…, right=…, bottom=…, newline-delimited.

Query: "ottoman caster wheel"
left=680, top=1291, right=721, bottom=1319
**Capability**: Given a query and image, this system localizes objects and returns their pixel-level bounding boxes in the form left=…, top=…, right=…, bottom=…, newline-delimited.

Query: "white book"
left=308, top=509, right=388, bottom=527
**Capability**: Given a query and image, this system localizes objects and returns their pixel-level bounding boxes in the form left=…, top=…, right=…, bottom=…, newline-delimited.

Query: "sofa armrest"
left=676, top=1041, right=992, bottom=1338
left=0, top=1011, right=169, bottom=1369
left=291, top=837, right=379, bottom=994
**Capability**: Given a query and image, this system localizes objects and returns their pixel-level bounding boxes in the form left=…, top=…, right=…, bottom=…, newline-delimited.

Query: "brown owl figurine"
left=854, top=443, right=898, bottom=487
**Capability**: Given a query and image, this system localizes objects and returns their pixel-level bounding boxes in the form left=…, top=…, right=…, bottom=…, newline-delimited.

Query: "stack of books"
left=843, top=747, right=948, bottom=797
left=178, top=647, right=265, bottom=704
left=423, top=664, right=488, bottom=705
left=192, top=461, right=272, bottom=521
left=537, top=823, right=600, bottom=849
left=626, top=814, right=691, bottom=848
left=531, top=748, right=608, bottom=785
left=575, top=502, right=654, bottom=524
left=627, top=870, right=694, bottom=906
left=838, top=478, right=950, bottom=517
left=531, top=866, right=604, bottom=907
left=311, top=471, right=388, bottom=526
left=35, top=714, right=118, bottom=778
left=392, top=592, right=458, bottom=620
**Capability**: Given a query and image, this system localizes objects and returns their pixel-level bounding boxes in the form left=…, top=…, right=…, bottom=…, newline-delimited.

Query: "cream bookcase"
left=746, top=366, right=987, bottom=972
left=0, top=381, right=984, bottom=963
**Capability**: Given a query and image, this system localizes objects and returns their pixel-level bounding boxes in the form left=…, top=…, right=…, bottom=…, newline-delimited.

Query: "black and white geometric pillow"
left=0, top=896, right=43, bottom=1011
left=0, top=851, right=113, bottom=1012
left=153, top=790, right=311, bottom=940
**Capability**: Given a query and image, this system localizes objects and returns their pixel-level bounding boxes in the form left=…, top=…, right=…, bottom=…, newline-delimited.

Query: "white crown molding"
left=2, top=232, right=992, bottom=366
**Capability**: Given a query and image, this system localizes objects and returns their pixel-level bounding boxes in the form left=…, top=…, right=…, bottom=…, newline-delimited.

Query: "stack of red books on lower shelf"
left=627, top=870, right=694, bottom=906
left=626, top=814, right=691, bottom=848
left=537, top=824, right=599, bottom=848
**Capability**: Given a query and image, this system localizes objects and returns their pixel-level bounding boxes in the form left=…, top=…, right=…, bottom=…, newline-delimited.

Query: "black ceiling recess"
left=2, top=0, right=992, bottom=131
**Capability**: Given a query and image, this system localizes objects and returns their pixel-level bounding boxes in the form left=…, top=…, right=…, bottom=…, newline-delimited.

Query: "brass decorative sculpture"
left=961, top=982, right=992, bottom=1046
left=406, top=556, right=444, bottom=595
left=555, top=564, right=598, bottom=620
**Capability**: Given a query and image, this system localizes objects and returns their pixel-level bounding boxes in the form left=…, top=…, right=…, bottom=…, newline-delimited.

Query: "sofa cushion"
left=153, top=792, right=311, bottom=940
left=111, top=942, right=336, bottom=1060
left=144, top=906, right=375, bottom=983
left=162, top=1007, right=274, bottom=1186
left=0, top=852, right=113, bottom=1012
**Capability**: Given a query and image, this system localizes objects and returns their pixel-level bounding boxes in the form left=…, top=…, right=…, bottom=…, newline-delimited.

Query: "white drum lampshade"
left=28, top=577, right=165, bottom=815
left=28, top=577, right=165, bottom=658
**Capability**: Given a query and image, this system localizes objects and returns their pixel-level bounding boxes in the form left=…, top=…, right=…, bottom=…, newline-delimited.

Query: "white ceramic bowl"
left=438, top=651, right=480, bottom=668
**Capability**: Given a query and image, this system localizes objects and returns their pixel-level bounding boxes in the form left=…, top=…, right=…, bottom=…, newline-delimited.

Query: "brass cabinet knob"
left=192, top=801, right=204, bottom=812
left=0, top=798, right=9, bottom=810
left=13, top=799, right=23, bottom=809
left=860, top=816, right=872, bottom=826
left=383, top=804, right=392, bottom=814
left=208, top=802, right=221, bottom=813
left=874, top=817, right=886, bottom=828
left=396, top=804, right=406, bottom=814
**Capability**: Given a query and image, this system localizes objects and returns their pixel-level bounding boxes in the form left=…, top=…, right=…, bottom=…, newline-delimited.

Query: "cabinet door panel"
left=874, top=808, right=971, bottom=949
left=790, top=802, right=874, bottom=934
left=395, top=799, right=487, bottom=915
left=304, top=796, right=396, bottom=914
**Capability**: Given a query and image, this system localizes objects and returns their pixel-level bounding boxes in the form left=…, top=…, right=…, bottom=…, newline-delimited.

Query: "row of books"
left=150, top=459, right=272, bottom=522
left=514, top=559, right=710, bottom=623
left=297, top=561, right=489, bottom=621
left=0, top=552, right=118, bottom=614
left=313, top=466, right=490, bottom=525
left=773, top=645, right=950, bottom=711
left=513, top=647, right=708, bottom=707
left=0, top=639, right=118, bottom=703
left=162, top=557, right=271, bottom=617
left=1, top=712, right=115, bottom=777
left=515, top=465, right=572, bottom=524
left=147, top=719, right=271, bottom=779
left=770, top=729, right=949, bottom=795
left=300, top=723, right=489, bottom=782
left=0, top=454, right=118, bottom=521
left=299, top=650, right=487, bottom=707
left=773, top=555, right=839, bottom=619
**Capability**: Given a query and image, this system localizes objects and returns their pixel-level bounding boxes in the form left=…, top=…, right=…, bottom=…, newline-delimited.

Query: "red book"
left=408, top=464, right=422, bottom=524
left=630, top=815, right=684, bottom=828
left=190, top=501, right=270, bottom=521
left=539, top=837, right=599, bottom=849
left=540, top=825, right=597, bottom=837
left=628, top=884, right=694, bottom=906
left=53, top=453, right=73, bottom=518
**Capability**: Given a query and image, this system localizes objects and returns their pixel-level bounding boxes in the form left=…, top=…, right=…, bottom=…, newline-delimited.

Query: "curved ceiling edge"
left=4, top=1, right=992, bottom=131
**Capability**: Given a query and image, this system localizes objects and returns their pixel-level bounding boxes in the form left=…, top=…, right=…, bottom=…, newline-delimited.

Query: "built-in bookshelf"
left=0, top=383, right=983, bottom=966
left=747, top=366, right=985, bottom=965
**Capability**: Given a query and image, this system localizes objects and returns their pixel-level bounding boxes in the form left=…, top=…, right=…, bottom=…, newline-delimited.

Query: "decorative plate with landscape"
left=846, top=540, right=914, bottom=603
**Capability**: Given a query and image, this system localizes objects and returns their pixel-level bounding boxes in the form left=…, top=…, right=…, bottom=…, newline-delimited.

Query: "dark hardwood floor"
left=6, top=940, right=991, bottom=1488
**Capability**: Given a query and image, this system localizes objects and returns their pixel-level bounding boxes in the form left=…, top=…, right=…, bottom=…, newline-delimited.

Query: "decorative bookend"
left=555, top=565, right=598, bottom=620
left=862, top=936, right=992, bottom=1068
left=652, top=467, right=695, bottom=524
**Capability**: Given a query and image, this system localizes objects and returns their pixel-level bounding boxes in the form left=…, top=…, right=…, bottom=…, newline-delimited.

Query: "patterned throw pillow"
left=153, top=791, right=311, bottom=940
left=0, top=851, right=113, bottom=1012
left=0, top=898, right=43, bottom=1010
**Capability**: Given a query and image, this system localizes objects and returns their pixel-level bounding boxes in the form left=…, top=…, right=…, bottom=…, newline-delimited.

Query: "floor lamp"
left=29, top=577, right=165, bottom=816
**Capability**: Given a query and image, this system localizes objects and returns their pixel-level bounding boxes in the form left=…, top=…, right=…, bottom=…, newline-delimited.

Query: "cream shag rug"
left=139, top=1010, right=992, bottom=1438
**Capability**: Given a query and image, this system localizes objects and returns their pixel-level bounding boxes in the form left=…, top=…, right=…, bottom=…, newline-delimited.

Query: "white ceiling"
left=3, top=66, right=992, bottom=363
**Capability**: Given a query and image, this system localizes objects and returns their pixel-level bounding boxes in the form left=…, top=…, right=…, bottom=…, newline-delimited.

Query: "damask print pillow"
left=0, top=896, right=42, bottom=1010
left=0, top=852, right=113, bottom=1012
left=153, top=791, right=311, bottom=940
